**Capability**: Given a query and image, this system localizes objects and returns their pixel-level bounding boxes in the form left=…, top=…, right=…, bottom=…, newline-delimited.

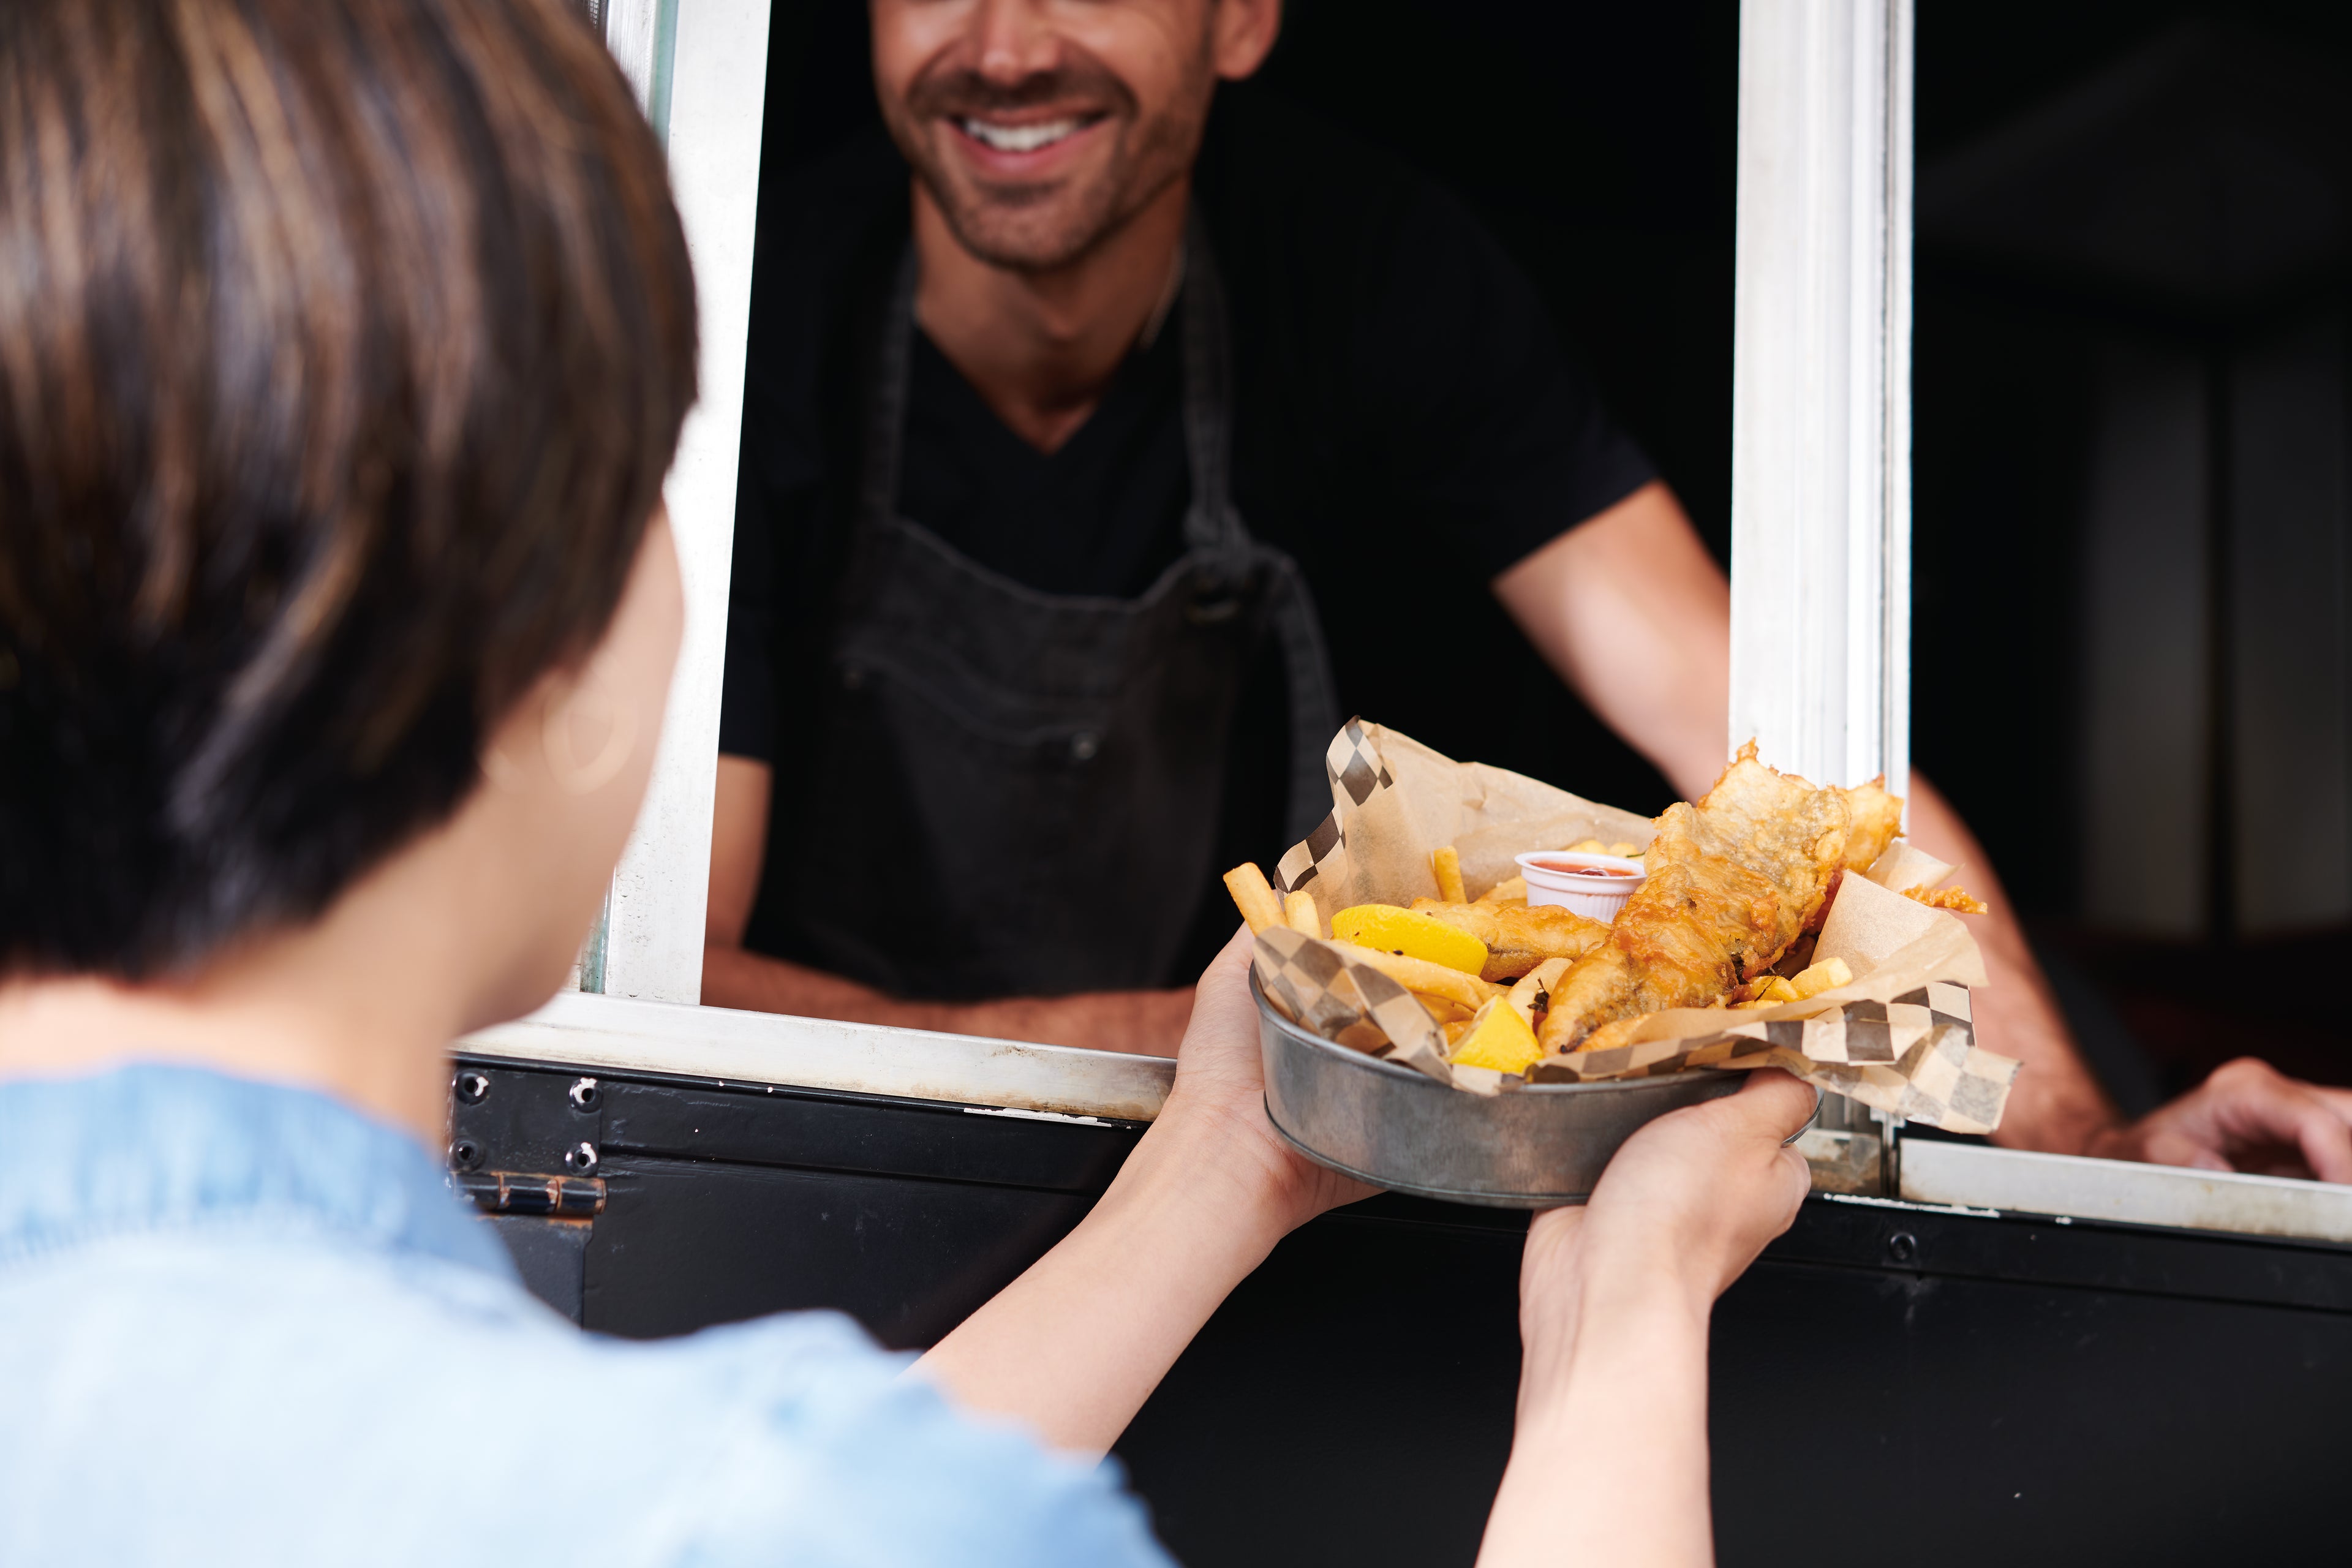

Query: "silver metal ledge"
left=1901, top=1137, right=2352, bottom=1245
left=461, top=997, right=2352, bottom=1246
left=459, top=992, right=1175, bottom=1122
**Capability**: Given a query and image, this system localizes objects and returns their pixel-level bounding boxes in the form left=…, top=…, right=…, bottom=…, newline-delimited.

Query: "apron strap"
left=856, top=247, right=921, bottom=528
left=1177, top=215, right=1243, bottom=565
left=1175, top=214, right=1341, bottom=840
left=1266, top=554, right=1343, bottom=842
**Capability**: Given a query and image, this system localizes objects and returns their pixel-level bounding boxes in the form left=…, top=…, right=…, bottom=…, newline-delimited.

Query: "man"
left=711, top=0, right=2352, bottom=1177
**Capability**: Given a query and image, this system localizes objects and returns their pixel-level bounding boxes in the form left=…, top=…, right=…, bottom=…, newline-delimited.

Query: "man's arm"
left=704, top=756, right=1194, bottom=1055
left=1897, top=775, right=2119, bottom=1155
left=1490, top=481, right=2352, bottom=1175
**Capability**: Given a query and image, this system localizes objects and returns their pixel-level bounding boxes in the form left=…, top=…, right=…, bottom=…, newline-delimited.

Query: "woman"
left=0, top=2, right=1814, bottom=1563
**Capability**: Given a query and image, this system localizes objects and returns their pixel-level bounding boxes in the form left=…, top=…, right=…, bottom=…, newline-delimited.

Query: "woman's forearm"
left=911, top=1107, right=1287, bottom=1455
left=1479, top=1272, right=1717, bottom=1568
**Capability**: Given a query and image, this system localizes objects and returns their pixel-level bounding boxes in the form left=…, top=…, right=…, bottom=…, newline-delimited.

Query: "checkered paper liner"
left=1253, top=720, right=2022, bottom=1134
left=1253, top=925, right=1450, bottom=1082
left=1270, top=725, right=1368, bottom=902
left=1523, top=981, right=2015, bottom=1135
left=1256, top=930, right=2016, bottom=1133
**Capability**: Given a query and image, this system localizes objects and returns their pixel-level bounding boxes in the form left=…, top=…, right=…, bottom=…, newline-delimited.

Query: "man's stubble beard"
left=890, top=55, right=1213, bottom=274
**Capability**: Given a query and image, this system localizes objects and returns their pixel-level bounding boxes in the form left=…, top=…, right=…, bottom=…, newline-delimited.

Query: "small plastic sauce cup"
left=1516, top=850, right=1648, bottom=922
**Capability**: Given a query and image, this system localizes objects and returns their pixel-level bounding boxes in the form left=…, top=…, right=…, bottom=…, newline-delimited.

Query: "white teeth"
left=960, top=117, right=1082, bottom=153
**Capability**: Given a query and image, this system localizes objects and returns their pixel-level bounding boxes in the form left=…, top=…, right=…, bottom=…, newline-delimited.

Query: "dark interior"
left=754, top=0, right=2352, bottom=1102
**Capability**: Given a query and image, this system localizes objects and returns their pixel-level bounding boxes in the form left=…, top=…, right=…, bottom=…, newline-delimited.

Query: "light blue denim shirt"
left=0, top=1065, right=1174, bottom=1567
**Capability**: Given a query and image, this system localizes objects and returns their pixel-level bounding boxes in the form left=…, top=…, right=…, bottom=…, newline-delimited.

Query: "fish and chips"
left=1229, top=738, right=1986, bottom=1080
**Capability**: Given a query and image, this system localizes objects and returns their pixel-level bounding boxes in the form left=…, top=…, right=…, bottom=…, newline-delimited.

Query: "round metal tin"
left=1254, top=973, right=1743, bottom=1207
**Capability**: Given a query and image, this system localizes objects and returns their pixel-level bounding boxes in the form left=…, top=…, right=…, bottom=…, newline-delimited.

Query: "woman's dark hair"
left=0, top=0, right=696, bottom=978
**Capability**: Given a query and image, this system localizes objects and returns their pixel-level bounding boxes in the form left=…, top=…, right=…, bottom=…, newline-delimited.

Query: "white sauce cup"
left=1516, top=850, right=1648, bottom=923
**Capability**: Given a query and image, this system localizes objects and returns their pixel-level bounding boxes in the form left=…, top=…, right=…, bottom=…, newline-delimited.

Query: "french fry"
left=1788, top=955, right=1853, bottom=1000
left=1476, top=874, right=1528, bottom=907
left=1442, top=1018, right=1475, bottom=1047
left=1332, top=940, right=1505, bottom=1011
left=1565, top=837, right=1606, bottom=854
left=1283, top=888, right=1321, bottom=938
left=1734, top=974, right=1802, bottom=1009
left=1223, top=862, right=1285, bottom=936
left=1607, top=841, right=1641, bottom=858
left=1431, top=845, right=1468, bottom=905
left=1414, top=992, right=1474, bottom=1024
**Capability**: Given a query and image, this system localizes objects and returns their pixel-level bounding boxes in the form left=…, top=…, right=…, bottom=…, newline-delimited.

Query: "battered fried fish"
left=1408, top=899, right=1609, bottom=981
left=1839, top=777, right=1905, bottom=874
left=1536, top=743, right=1874, bottom=1053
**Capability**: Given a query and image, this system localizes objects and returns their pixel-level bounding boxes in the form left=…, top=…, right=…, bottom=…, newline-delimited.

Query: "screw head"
left=453, top=1071, right=489, bottom=1105
left=1888, top=1231, right=1918, bottom=1264
left=449, top=1137, right=483, bottom=1171
left=1069, top=731, right=1101, bottom=762
left=564, top=1141, right=598, bottom=1174
left=568, top=1076, right=601, bottom=1111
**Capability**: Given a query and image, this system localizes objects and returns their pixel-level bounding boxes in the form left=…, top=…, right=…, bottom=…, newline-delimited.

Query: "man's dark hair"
left=0, top=0, right=697, bottom=979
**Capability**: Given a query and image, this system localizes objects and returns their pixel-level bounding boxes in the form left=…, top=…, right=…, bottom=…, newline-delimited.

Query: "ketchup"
left=1529, top=859, right=1638, bottom=877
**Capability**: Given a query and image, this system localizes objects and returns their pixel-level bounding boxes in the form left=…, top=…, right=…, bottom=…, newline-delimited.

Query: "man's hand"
left=2087, top=1058, right=2352, bottom=1182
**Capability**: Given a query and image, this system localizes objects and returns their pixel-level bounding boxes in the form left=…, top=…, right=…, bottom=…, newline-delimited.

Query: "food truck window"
left=469, top=0, right=2352, bottom=1244
left=676, top=0, right=1743, bottom=1050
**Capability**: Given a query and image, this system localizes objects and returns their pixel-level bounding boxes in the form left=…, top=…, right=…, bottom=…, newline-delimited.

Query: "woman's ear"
left=453, top=509, right=684, bottom=1023
left=540, top=663, right=643, bottom=797
left=482, top=507, right=682, bottom=799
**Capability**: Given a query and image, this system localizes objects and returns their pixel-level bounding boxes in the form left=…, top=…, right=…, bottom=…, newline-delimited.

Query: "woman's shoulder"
left=0, top=1234, right=1167, bottom=1567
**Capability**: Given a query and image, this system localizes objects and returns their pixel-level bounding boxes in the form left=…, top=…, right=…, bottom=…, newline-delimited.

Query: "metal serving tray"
left=1254, top=973, right=1743, bottom=1207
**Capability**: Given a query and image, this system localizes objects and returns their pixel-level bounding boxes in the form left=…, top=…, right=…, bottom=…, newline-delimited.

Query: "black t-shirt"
left=723, top=87, right=1656, bottom=982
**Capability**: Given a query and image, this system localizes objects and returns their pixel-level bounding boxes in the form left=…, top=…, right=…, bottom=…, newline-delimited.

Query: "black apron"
left=776, top=221, right=1338, bottom=1000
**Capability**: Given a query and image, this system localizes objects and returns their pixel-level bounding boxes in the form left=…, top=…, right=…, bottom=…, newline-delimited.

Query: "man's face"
left=872, top=0, right=1239, bottom=272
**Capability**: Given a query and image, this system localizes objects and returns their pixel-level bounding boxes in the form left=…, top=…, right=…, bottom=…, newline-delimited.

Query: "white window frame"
left=466, top=0, right=2352, bottom=1246
left=595, top=0, right=754, bottom=1004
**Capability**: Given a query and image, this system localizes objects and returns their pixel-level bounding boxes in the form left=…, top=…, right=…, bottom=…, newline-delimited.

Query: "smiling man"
left=709, top=0, right=2352, bottom=1179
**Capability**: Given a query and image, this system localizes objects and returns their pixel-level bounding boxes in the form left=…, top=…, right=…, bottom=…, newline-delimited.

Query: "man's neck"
left=913, top=179, right=1188, bottom=455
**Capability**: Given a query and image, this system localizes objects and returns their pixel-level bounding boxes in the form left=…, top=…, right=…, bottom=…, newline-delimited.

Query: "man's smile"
left=957, top=115, right=1096, bottom=153
left=946, top=110, right=1112, bottom=172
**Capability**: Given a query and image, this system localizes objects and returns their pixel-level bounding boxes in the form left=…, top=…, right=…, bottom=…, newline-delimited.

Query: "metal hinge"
left=453, top=1169, right=607, bottom=1218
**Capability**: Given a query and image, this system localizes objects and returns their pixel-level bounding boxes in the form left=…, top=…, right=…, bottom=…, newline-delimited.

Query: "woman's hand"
left=914, top=928, right=1373, bottom=1454
left=1148, top=925, right=1378, bottom=1241
left=1478, top=1070, right=1817, bottom=1568
left=1526, top=1068, right=1817, bottom=1333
